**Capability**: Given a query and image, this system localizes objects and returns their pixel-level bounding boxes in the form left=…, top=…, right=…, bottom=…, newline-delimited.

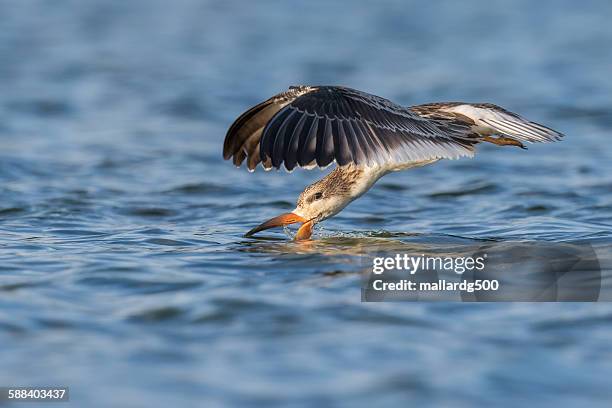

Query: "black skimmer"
left=223, top=86, right=563, bottom=240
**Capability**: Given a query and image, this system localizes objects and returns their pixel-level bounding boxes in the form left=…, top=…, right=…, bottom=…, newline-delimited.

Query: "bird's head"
left=245, top=170, right=360, bottom=240
left=293, top=180, right=352, bottom=223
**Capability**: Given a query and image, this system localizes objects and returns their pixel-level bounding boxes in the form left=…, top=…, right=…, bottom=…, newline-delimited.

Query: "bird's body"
left=223, top=86, right=563, bottom=240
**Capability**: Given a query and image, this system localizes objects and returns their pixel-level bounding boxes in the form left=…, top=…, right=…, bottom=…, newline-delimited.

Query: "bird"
left=223, top=85, right=563, bottom=240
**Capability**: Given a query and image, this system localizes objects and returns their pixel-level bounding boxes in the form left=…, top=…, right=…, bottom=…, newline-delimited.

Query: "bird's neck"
left=321, top=165, right=388, bottom=199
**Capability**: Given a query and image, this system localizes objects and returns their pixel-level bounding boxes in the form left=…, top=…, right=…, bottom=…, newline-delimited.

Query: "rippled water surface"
left=2, top=0, right=612, bottom=406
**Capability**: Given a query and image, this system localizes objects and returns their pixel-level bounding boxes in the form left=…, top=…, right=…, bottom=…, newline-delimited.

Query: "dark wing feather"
left=224, top=86, right=477, bottom=171
left=223, top=87, right=309, bottom=171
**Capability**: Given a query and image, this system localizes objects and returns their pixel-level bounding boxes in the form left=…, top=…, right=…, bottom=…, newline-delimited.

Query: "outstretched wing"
left=411, top=102, right=563, bottom=145
left=224, top=86, right=477, bottom=171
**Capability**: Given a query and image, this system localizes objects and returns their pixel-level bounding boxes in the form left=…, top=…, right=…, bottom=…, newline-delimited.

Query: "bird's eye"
left=312, top=192, right=323, bottom=201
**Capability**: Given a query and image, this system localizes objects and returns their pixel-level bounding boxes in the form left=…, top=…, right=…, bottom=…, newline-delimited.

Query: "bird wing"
left=410, top=102, right=564, bottom=145
left=223, top=86, right=478, bottom=171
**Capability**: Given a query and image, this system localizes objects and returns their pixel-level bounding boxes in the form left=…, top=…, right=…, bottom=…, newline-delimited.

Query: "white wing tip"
left=443, top=104, right=563, bottom=144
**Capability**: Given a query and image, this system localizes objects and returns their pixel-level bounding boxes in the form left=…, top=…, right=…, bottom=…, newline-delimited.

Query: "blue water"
left=1, top=0, right=612, bottom=406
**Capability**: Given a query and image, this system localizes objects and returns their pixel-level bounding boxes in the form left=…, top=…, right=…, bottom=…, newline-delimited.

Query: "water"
left=1, top=0, right=612, bottom=406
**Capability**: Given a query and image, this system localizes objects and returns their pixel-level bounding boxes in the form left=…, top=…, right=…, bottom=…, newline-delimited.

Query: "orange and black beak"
left=245, top=212, right=314, bottom=240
